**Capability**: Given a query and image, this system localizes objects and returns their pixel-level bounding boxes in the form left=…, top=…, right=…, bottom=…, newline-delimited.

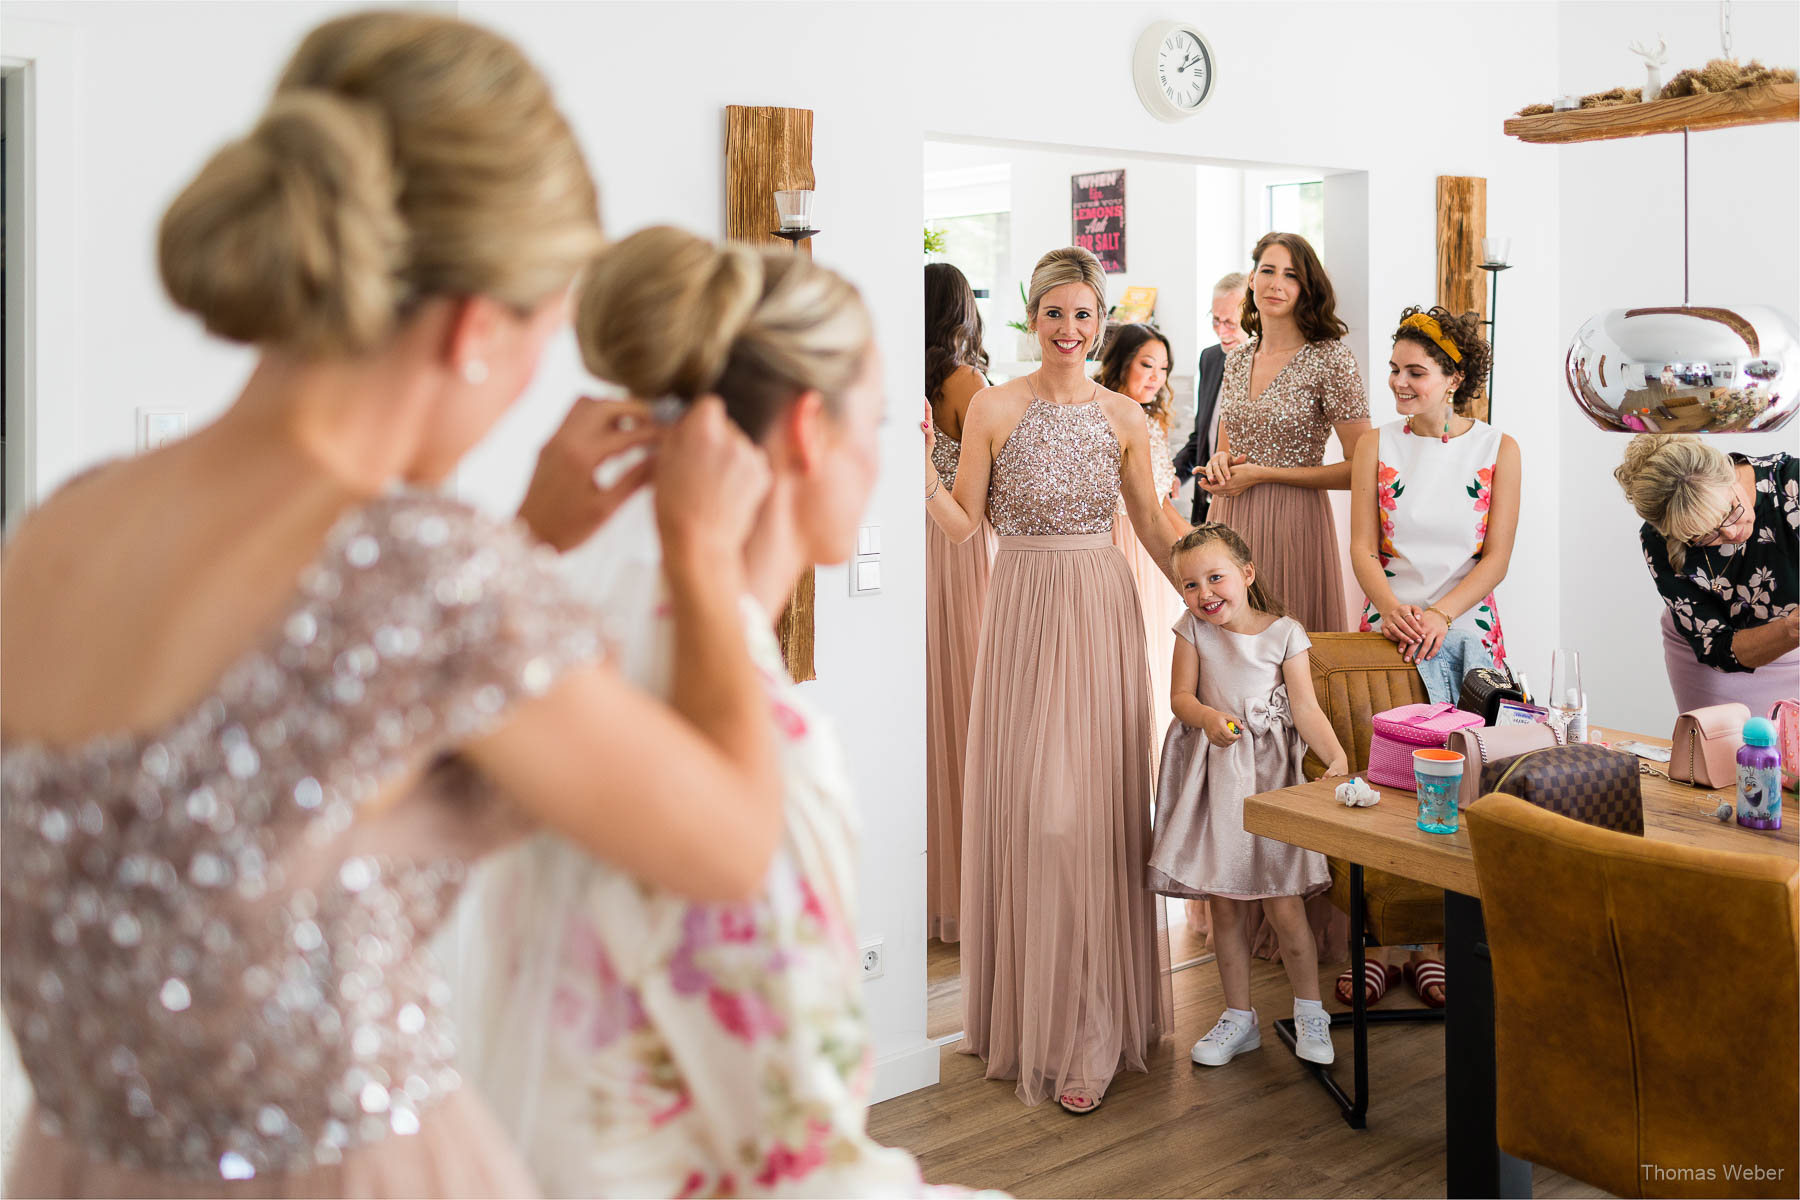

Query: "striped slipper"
left=1334, top=960, right=1401, bottom=1006
left=1403, top=958, right=1447, bottom=1009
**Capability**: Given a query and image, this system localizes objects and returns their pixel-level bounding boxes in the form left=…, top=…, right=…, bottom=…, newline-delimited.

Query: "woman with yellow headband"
left=1344, top=305, right=1516, bottom=1008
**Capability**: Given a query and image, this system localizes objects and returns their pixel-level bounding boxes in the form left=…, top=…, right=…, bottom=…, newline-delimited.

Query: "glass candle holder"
left=1481, top=237, right=1511, bottom=267
left=774, top=189, right=815, bottom=230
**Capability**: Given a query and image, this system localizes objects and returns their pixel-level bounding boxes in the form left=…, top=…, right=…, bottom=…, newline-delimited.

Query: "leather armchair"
left=1468, top=794, right=1799, bottom=1198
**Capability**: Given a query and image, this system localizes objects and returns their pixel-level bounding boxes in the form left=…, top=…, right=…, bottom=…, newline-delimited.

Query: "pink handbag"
left=1769, top=698, right=1800, bottom=793
left=1669, top=702, right=1750, bottom=788
left=1445, top=723, right=1566, bottom=809
left=1367, top=702, right=1486, bottom=790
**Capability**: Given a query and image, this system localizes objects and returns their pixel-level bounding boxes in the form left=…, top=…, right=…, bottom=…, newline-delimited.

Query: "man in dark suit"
left=1172, top=273, right=1249, bottom=524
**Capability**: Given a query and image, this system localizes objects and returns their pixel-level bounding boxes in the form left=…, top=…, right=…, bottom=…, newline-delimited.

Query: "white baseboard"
left=869, top=1039, right=940, bottom=1104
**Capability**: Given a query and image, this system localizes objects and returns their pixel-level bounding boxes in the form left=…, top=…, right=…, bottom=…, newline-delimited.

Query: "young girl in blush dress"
left=1146, top=524, right=1349, bottom=1071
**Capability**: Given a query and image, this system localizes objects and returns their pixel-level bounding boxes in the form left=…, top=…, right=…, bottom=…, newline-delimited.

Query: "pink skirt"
left=958, top=533, right=1173, bottom=1105
left=1112, top=514, right=1183, bottom=769
left=1209, top=481, right=1348, bottom=636
left=926, top=515, right=997, bottom=944
left=4, top=1088, right=536, bottom=1199
left=1662, top=608, right=1800, bottom=716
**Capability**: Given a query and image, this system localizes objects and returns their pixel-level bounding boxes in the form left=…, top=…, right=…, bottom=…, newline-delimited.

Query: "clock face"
left=1156, top=28, right=1212, bottom=110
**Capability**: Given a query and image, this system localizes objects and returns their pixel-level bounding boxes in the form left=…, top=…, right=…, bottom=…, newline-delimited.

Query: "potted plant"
left=1005, top=283, right=1039, bottom=361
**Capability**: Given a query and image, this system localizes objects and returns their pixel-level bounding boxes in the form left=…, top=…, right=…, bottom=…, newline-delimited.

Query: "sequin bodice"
left=0, top=494, right=603, bottom=1180
left=988, top=397, right=1122, bottom=536
left=930, top=423, right=963, bottom=490
left=1147, top=413, right=1176, bottom=499
left=1217, top=338, right=1368, bottom=469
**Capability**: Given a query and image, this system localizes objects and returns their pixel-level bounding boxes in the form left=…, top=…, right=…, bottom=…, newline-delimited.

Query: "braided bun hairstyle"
left=1613, top=433, right=1737, bottom=571
left=158, top=11, right=601, bottom=356
left=575, top=226, right=872, bottom=440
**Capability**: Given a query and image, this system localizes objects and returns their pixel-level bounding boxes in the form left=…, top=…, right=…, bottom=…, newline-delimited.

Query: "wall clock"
left=1133, top=21, right=1216, bottom=121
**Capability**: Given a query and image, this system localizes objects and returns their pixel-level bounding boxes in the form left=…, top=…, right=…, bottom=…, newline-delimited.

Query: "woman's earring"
left=462, top=360, right=490, bottom=385
left=1442, top=394, right=1452, bottom=443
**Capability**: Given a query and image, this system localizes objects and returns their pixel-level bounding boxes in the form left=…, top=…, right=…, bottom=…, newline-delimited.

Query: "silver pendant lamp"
left=1566, top=7, right=1798, bottom=434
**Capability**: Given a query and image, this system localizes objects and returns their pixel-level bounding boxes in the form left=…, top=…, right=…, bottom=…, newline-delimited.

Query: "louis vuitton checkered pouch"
left=1481, top=744, right=1644, bottom=835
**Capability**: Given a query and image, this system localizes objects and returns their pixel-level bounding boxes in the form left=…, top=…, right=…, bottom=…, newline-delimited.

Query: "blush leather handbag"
left=1367, top=702, right=1486, bottom=790
left=1668, top=702, right=1751, bottom=788
left=1447, top=723, right=1565, bottom=809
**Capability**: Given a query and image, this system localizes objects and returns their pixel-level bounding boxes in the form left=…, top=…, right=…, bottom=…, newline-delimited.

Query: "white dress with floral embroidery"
left=1358, top=418, right=1508, bottom=666
left=457, top=500, right=977, bottom=1199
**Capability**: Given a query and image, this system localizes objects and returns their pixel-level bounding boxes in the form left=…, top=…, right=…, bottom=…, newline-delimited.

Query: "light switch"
left=851, top=559, right=882, bottom=595
left=138, top=409, right=188, bottom=451
left=857, top=524, right=882, bottom=556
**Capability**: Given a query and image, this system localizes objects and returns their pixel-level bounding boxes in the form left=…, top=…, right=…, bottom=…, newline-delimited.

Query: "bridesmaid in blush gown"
left=925, top=247, right=1181, bottom=1115
left=924, top=263, right=998, bottom=945
left=0, top=16, right=787, bottom=1196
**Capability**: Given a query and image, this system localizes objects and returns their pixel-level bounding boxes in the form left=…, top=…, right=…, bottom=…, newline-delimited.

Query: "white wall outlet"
left=859, top=939, right=884, bottom=979
left=137, top=408, right=187, bottom=451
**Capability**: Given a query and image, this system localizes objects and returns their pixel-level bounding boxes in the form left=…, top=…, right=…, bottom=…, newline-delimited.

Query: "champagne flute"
left=1548, top=648, right=1585, bottom=743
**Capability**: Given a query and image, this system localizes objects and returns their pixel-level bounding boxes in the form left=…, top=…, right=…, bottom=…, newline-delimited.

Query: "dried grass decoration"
left=1515, top=57, right=1796, bottom=116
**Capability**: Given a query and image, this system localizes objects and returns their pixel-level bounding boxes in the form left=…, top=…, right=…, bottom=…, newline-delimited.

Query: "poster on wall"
left=1071, top=169, right=1126, bottom=273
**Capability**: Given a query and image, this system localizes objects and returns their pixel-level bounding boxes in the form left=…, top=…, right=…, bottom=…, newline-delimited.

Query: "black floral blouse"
left=1641, top=452, right=1799, bottom=672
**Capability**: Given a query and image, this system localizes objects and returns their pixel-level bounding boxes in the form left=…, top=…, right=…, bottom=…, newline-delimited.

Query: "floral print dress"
left=1642, top=452, right=1798, bottom=672
left=1359, top=418, right=1509, bottom=665
left=457, top=506, right=985, bottom=1199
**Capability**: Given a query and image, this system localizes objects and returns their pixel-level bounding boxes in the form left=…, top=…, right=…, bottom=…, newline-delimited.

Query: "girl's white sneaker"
left=1190, top=1010, right=1261, bottom=1066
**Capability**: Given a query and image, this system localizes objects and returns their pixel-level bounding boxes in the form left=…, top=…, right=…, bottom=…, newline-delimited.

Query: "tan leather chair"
left=1281, top=633, right=1445, bottom=1127
left=1468, top=794, right=1800, bottom=1198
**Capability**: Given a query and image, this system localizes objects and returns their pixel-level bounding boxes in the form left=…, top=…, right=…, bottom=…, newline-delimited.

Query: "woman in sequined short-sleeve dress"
left=924, top=263, right=998, bottom=945
left=1197, top=232, right=1370, bottom=964
left=0, top=14, right=786, bottom=1197
left=925, top=248, right=1181, bottom=1114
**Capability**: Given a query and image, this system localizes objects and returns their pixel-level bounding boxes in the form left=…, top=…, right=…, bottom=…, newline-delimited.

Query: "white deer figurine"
left=1628, top=34, right=1669, bottom=102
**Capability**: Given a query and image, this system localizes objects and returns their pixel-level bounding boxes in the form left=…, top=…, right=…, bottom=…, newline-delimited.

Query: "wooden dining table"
left=1242, top=728, right=1798, bottom=1198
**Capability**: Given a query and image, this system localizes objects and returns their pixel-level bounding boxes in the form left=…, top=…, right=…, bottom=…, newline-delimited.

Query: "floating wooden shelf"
left=1504, top=82, right=1797, bottom=144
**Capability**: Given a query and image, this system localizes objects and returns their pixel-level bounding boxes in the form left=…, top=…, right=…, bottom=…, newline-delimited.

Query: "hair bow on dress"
left=1242, top=687, right=1292, bottom=734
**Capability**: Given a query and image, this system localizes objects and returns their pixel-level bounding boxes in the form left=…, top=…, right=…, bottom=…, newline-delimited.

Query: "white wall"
left=2, top=0, right=1571, bottom=1111
left=1556, top=0, right=1800, bottom=734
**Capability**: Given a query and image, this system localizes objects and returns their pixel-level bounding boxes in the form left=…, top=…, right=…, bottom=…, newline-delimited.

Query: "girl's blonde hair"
left=575, top=226, right=872, bottom=439
left=158, top=11, right=602, bottom=356
left=1025, top=246, right=1108, bottom=359
left=1613, top=434, right=1737, bottom=570
left=1169, top=523, right=1287, bottom=618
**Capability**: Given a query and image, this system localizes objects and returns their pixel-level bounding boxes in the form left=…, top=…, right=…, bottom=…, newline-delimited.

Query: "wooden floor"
left=878, top=949, right=1610, bottom=1199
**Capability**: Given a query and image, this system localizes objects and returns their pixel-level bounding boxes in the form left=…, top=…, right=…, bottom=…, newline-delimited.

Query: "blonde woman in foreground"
left=0, top=15, right=785, bottom=1196
left=462, top=227, right=1001, bottom=1198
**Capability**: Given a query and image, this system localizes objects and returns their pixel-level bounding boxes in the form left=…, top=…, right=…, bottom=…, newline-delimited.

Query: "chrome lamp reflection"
left=1566, top=305, right=1799, bottom=434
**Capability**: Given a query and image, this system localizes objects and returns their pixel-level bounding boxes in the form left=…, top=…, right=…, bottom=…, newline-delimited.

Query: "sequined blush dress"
left=958, top=394, right=1173, bottom=1107
left=1209, top=337, right=1368, bottom=635
left=0, top=493, right=604, bottom=1197
left=926, top=421, right=996, bottom=945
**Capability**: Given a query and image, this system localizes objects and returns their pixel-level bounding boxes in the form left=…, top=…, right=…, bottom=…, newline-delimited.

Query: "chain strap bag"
left=1446, top=723, right=1565, bottom=809
left=1667, top=702, right=1751, bottom=788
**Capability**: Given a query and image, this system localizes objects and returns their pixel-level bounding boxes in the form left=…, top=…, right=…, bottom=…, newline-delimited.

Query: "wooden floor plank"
left=873, top=953, right=1611, bottom=1198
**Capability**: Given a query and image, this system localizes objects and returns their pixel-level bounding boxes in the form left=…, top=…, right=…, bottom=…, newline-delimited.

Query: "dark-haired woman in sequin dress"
left=0, top=13, right=785, bottom=1196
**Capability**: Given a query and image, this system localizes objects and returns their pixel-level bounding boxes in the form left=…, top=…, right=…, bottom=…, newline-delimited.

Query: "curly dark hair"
left=1097, top=323, right=1175, bottom=431
left=1391, top=305, right=1492, bottom=412
left=1241, top=232, right=1348, bottom=345
left=924, top=262, right=989, bottom=405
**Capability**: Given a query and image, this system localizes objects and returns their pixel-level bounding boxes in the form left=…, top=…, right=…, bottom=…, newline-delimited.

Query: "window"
left=1266, top=180, right=1325, bottom=258
left=925, top=211, right=1012, bottom=364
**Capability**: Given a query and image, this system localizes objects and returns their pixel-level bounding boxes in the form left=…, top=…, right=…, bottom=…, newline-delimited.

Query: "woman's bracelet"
left=1426, top=605, right=1453, bottom=627
left=925, top=476, right=941, bottom=502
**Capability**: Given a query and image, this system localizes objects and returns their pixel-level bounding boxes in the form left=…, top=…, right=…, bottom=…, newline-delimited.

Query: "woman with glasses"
left=1615, top=435, right=1799, bottom=714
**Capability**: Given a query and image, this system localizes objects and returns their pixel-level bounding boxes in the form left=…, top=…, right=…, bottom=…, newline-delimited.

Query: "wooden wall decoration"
left=1435, top=175, right=1489, bottom=422
left=725, top=105, right=817, bottom=682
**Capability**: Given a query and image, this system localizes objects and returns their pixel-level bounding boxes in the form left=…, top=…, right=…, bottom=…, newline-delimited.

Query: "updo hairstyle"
left=1391, top=305, right=1493, bottom=412
left=575, top=226, right=873, bottom=440
left=158, top=11, right=602, bottom=356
